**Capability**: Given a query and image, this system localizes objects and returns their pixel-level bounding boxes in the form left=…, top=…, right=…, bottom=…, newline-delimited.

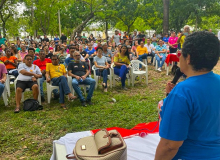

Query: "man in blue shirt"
left=54, top=34, right=60, bottom=45
left=162, top=33, right=169, bottom=43
left=155, top=31, right=220, bottom=160
left=155, top=40, right=167, bottom=71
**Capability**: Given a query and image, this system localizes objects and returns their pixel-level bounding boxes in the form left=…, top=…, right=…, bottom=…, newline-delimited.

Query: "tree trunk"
left=2, top=22, right=6, bottom=37
left=127, top=26, right=130, bottom=35
left=0, top=0, right=7, bottom=10
left=105, top=20, right=108, bottom=41
left=163, top=0, right=169, bottom=34
left=71, top=12, right=94, bottom=40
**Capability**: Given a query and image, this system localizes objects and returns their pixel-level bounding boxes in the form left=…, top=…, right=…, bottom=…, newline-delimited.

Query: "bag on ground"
left=23, top=99, right=43, bottom=111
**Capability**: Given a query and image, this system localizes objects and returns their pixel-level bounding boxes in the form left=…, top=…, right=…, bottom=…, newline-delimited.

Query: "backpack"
left=23, top=99, right=43, bottom=111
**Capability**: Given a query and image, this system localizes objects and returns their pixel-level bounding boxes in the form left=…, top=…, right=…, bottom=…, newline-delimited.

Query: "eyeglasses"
left=26, top=58, right=33, bottom=61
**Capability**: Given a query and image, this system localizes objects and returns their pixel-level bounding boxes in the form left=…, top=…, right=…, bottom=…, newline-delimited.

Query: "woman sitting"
left=94, top=47, right=109, bottom=92
left=113, top=45, right=130, bottom=90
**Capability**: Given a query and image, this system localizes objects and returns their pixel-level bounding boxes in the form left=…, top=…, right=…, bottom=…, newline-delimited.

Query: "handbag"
left=66, top=129, right=127, bottom=160
left=23, top=99, right=43, bottom=111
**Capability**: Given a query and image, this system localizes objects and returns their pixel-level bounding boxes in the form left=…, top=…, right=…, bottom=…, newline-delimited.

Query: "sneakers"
left=41, top=96, right=45, bottom=102
left=104, top=88, right=107, bottom=92
left=86, top=100, right=93, bottom=105
left=81, top=101, right=87, bottom=107
left=157, top=67, right=162, bottom=72
left=122, top=86, right=128, bottom=90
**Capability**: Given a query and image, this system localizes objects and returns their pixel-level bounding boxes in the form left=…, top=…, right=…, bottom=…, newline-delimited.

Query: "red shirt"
left=33, top=58, right=52, bottom=71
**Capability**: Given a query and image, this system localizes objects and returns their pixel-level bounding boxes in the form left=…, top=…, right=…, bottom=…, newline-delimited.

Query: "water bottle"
left=78, top=78, right=83, bottom=83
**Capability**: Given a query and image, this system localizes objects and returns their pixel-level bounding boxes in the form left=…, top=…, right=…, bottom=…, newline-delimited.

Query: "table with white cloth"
left=50, top=131, right=160, bottom=160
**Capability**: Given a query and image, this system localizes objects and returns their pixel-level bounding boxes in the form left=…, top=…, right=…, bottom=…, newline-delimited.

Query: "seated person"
left=68, top=51, right=96, bottom=107
left=127, top=45, right=136, bottom=61
left=94, top=47, right=109, bottom=92
left=65, top=46, right=85, bottom=66
left=27, top=48, right=38, bottom=62
left=144, top=38, right=155, bottom=65
left=57, top=47, right=67, bottom=64
left=0, top=48, right=18, bottom=78
left=85, top=43, right=96, bottom=65
left=113, top=45, right=130, bottom=90
left=155, top=39, right=167, bottom=72
left=79, top=45, right=89, bottom=59
left=0, top=63, right=7, bottom=98
left=162, top=33, right=169, bottom=44
left=33, top=50, right=52, bottom=102
left=15, top=55, right=42, bottom=113
left=43, top=46, right=53, bottom=59
left=102, top=43, right=113, bottom=64
left=46, top=55, right=76, bottom=109
left=155, top=31, right=220, bottom=160
left=137, top=41, right=148, bottom=66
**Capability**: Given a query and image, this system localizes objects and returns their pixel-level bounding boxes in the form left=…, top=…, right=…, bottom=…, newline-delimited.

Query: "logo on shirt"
left=82, top=65, right=85, bottom=68
left=74, top=66, right=78, bottom=68
left=30, top=69, right=33, bottom=72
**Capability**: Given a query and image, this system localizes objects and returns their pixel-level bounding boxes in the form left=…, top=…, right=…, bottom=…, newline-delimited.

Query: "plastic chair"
left=5, top=74, right=15, bottom=97
left=110, top=63, right=130, bottom=87
left=14, top=78, right=41, bottom=105
left=46, top=81, right=60, bottom=104
left=2, top=86, right=8, bottom=106
left=92, top=65, right=112, bottom=89
left=130, top=60, right=148, bottom=87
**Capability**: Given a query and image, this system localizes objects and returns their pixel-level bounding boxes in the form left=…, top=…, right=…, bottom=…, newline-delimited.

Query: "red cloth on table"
left=165, top=54, right=179, bottom=66
left=91, top=121, right=159, bottom=138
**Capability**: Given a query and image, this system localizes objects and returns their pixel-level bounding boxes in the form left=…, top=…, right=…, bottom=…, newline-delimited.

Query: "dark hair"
left=51, top=55, right=59, bottom=59
left=182, top=31, right=220, bottom=71
left=28, top=48, right=35, bottom=53
left=121, top=45, right=130, bottom=60
left=24, top=54, right=33, bottom=59
left=69, top=45, right=76, bottom=50
left=55, top=45, right=60, bottom=52
left=11, top=46, right=18, bottom=54
left=39, top=49, right=45, bottom=54
left=96, top=47, right=103, bottom=51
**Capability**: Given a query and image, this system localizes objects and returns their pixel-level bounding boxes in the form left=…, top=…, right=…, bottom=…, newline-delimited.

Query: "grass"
left=0, top=61, right=220, bottom=159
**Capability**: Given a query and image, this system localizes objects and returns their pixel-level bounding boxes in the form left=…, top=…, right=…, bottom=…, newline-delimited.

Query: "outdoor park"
left=0, top=0, right=220, bottom=160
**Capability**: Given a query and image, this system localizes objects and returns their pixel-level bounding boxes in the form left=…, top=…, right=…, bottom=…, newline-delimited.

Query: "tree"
left=163, top=0, right=169, bottom=34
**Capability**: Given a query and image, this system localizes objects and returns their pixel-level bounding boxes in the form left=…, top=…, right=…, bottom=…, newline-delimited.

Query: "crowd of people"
left=0, top=26, right=217, bottom=112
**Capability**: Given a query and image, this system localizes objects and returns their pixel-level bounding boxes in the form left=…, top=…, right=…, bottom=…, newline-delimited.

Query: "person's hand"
left=0, top=79, right=5, bottom=84
left=33, top=74, right=38, bottom=78
left=32, top=77, right=37, bottom=82
left=75, top=76, right=81, bottom=80
left=46, top=78, right=51, bottom=83
left=4, top=60, right=9, bottom=63
left=159, top=55, right=162, bottom=58
left=105, top=65, right=109, bottom=69
left=41, top=70, right=46, bottom=75
left=166, top=81, right=176, bottom=94
left=81, top=75, right=86, bottom=80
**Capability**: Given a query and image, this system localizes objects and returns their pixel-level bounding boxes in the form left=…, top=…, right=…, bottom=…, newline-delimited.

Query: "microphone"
left=171, top=68, right=184, bottom=84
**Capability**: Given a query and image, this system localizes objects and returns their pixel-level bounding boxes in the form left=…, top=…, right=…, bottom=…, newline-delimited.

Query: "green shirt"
left=0, top=38, right=6, bottom=45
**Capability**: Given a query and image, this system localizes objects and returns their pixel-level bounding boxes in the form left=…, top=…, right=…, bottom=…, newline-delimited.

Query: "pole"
left=58, top=9, right=61, bottom=37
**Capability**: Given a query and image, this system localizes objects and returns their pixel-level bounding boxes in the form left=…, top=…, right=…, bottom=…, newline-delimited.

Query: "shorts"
left=16, top=80, right=38, bottom=92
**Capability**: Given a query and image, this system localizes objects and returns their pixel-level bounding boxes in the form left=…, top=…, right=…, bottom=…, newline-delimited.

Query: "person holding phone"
left=177, top=25, right=190, bottom=49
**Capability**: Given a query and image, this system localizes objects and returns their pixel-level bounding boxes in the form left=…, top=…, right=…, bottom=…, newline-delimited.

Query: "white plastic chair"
left=46, top=81, right=60, bottom=104
left=5, top=74, right=15, bottom=97
left=130, top=60, right=148, bottom=86
left=110, top=63, right=131, bottom=87
left=14, top=78, right=41, bottom=105
left=67, top=76, right=89, bottom=96
left=92, top=65, right=112, bottom=89
left=2, top=86, right=8, bottom=106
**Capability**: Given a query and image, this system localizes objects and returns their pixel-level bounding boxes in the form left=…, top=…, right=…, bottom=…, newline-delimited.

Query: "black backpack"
left=23, top=99, right=43, bottom=111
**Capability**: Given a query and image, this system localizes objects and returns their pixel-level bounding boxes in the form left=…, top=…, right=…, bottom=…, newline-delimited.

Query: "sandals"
left=14, top=108, right=20, bottom=113
left=102, top=83, right=106, bottom=88
left=69, top=96, right=77, bottom=100
left=61, top=105, right=67, bottom=110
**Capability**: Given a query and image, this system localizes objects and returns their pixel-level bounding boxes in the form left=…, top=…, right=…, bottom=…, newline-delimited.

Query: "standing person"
left=144, top=38, right=155, bottom=65
left=132, top=31, right=138, bottom=46
left=68, top=51, right=96, bottom=106
left=155, top=39, right=167, bottom=72
left=25, top=36, right=30, bottom=46
left=35, top=35, right=41, bottom=44
left=0, top=63, right=7, bottom=98
left=0, top=48, right=18, bottom=78
left=155, top=31, right=220, bottom=160
left=111, top=30, right=121, bottom=45
left=16, top=37, right=21, bottom=48
left=88, top=34, right=96, bottom=42
left=152, top=33, right=157, bottom=46
left=162, top=33, right=169, bottom=44
left=42, top=35, right=49, bottom=43
left=94, top=47, right=109, bottom=92
left=0, top=35, right=7, bottom=46
left=54, top=34, right=60, bottom=45
left=113, top=45, right=130, bottom=90
left=137, top=31, right=145, bottom=44
left=15, top=55, right=42, bottom=113
left=33, top=50, right=52, bottom=102
left=177, top=25, right=190, bottom=49
left=60, top=33, right=67, bottom=44
left=46, top=55, right=76, bottom=109
left=168, top=31, right=178, bottom=53
left=43, top=46, right=53, bottom=59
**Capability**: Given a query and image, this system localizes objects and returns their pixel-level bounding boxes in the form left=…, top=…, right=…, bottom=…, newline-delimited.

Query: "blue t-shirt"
left=65, top=57, right=75, bottom=66
left=160, top=71, right=220, bottom=160
left=156, top=44, right=167, bottom=56
left=54, top=37, right=60, bottom=44
left=84, top=48, right=96, bottom=56
left=162, top=37, right=169, bottom=43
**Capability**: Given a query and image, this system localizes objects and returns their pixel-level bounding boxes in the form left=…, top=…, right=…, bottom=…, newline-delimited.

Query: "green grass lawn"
left=0, top=62, right=220, bottom=159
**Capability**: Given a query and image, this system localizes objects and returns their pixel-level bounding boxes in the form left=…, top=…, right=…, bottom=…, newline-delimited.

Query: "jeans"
left=8, top=70, right=18, bottom=79
left=0, top=82, right=4, bottom=98
left=51, top=76, right=71, bottom=104
left=96, top=69, right=108, bottom=88
left=147, top=52, right=155, bottom=63
left=114, top=65, right=129, bottom=87
left=156, top=54, right=166, bottom=68
left=72, top=77, right=96, bottom=102
left=40, top=75, right=58, bottom=96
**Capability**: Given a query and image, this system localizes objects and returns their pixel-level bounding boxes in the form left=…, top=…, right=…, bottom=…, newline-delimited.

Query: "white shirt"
left=144, top=43, right=155, bottom=53
left=218, top=31, right=220, bottom=41
left=17, top=63, right=42, bottom=81
left=65, top=54, right=84, bottom=61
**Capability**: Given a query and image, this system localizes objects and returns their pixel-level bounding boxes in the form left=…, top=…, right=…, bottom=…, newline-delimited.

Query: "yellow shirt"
left=136, top=46, right=148, bottom=56
left=114, top=53, right=130, bottom=65
left=179, top=35, right=186, bottom=48
left=46, top=63, right=66, bottom=79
